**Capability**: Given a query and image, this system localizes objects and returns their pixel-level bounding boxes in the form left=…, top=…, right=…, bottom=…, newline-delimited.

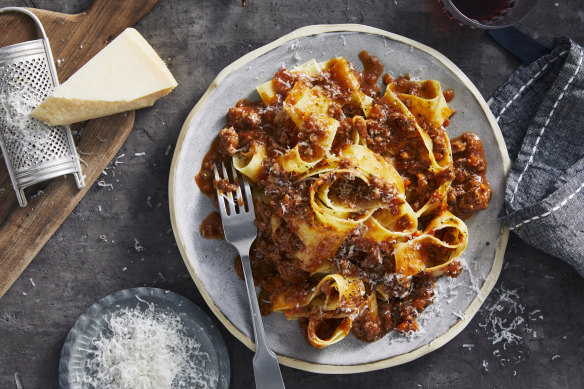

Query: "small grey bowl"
left=59, top=287, right=230, bottom=389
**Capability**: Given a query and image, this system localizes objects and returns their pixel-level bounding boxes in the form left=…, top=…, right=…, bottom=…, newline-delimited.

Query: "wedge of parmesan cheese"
left=31, top=28, right=177, bottom=125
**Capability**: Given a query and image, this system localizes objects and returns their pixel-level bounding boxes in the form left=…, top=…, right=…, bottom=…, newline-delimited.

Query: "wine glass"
left=440, top=0, right=542, bottom=29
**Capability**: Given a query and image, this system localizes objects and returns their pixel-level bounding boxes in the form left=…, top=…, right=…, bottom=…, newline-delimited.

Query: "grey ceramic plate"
left=169, top=24, right=510, bottom=373
left=59, top=287, right=230, bottom=388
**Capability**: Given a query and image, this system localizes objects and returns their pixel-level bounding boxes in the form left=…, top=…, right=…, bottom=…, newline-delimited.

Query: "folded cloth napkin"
left=490, top=37, right=584, bottom=277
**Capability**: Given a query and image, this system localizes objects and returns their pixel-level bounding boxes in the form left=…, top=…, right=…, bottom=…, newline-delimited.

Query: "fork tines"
left=213, top=160, right=253, bottom=216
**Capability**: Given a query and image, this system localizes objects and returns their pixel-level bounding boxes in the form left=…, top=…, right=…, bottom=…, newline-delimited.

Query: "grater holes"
left=2, top=57, right=54, bottom=102
left=0, top=37, right=84, bottom=199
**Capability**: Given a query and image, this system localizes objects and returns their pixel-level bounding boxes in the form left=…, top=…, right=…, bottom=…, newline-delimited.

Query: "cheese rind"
left=31, top=28, right=177, bottom=125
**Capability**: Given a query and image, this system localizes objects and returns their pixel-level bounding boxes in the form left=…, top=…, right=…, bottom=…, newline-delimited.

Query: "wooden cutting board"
left=0, top=0, right=160, bottom=299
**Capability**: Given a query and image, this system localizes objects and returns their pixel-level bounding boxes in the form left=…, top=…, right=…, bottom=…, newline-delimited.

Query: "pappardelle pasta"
left=197, top=52, right=492, bottom=348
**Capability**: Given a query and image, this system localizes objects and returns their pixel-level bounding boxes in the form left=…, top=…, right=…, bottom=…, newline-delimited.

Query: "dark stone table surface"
left=1, top=0, right=583, bottom=388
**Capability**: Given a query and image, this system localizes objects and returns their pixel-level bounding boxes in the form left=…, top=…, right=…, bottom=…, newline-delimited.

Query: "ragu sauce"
left=195, top=137, right=221, bottom=198
left=443, top=88, right=455, bottom=102
left=195, top=52, right=493, bottom=344
left=199, top=211, right=224, bottom=240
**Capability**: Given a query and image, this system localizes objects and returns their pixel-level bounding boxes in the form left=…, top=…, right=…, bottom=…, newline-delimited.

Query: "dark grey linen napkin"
left=489, top=37, right=584, bottom=277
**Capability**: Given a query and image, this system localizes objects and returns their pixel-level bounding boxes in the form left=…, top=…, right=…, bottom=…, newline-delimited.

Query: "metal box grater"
left=0, top=7, right=84, bottom=207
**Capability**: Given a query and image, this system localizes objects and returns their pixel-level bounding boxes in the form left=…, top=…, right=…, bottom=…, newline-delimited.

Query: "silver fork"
left=214, top=161, right=286, bottom=389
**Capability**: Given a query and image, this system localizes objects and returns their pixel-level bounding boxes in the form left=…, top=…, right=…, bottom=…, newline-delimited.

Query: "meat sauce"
left=447, top=132, right=492, bottom=220
left=197, top=51, right=491, bottom=344
left=199, top=211, right=224, bottom=240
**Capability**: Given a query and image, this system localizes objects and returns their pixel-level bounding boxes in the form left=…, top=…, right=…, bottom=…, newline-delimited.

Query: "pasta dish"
left=196, top=52, right=491, bottom=348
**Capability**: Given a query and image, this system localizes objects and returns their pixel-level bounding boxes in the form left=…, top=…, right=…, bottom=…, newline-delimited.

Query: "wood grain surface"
left=0, top=0, right=160, bottom=299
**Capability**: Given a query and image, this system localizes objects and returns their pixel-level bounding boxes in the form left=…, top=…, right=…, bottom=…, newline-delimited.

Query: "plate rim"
left=168, top=23, right=511, bottom=374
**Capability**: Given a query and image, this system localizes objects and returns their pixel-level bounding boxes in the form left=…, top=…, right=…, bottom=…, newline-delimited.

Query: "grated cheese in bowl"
left=83, top=300, right=219, bottom=389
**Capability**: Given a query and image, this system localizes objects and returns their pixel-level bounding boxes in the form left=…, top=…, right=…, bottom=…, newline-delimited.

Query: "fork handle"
left=240, top=254, right=286, bottom=389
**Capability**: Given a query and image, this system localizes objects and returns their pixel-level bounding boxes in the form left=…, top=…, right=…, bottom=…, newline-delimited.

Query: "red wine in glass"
left=450, top=0, right=516, bottom=21
left=440, top=0, right=539, bottom=29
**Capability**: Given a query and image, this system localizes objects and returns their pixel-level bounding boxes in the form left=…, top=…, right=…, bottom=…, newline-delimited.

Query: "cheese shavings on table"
left=83, top=302, right=218, bottom=389
left=31, top=28, right=177, bottom=125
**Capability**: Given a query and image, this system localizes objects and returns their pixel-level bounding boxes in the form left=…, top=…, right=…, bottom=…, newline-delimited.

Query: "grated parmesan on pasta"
left=84, top=301, right=218, bottom=389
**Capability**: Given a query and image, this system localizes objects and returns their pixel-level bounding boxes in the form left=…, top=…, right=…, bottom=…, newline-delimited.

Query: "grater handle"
left=0, top=7, right=59, bottom=86
left=16, top=189, right=27, bottom=207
